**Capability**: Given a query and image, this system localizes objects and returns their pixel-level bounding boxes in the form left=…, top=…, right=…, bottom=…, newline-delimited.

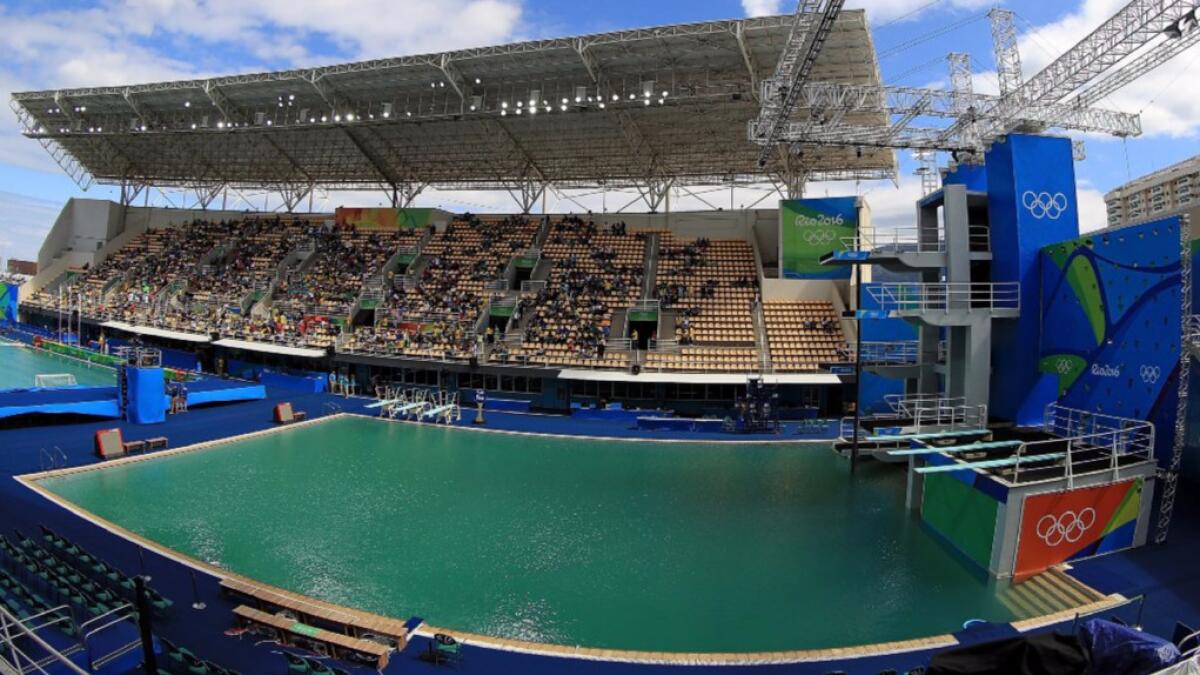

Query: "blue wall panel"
left=1038, top=216, right=1183, bottom=467
left=987, top=134, right=1082, bottom=420
left=859, top=281, right=917, bottom=414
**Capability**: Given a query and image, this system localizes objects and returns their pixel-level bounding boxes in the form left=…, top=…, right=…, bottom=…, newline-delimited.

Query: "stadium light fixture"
left=184, top=101, right=191, bottom=108
left=474, top=77, right=481, bottom=84
left=334, top=114, right=342, bottom=122
left=501, top=101, right=508, bottom=109
left=598, top=102, right=606, bottom=109
left=560, top=104, right=567, bottom=111
left=501, top=110, right=507, bottom=116
left=266, top=120, right=273, bottom=126
left=612, top=94, right=619, bottom=101
left=516, top=108, right=523, bottom=115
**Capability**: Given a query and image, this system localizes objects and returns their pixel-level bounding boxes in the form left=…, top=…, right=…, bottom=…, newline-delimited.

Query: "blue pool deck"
left=1, top=386, right=1198, bottom=674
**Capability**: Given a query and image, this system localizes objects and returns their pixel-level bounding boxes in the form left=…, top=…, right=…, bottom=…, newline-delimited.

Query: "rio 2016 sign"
left=779, top=197, right=859, bottom=279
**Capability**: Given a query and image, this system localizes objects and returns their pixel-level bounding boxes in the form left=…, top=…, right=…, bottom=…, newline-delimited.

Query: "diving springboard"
left=887, top=440, right=1024, bottom=457
left=866, top=428, right=990, bottom=443
left=914, top=452, right=1066, bottom=474
left=423, top=404, right=455, bottom=420
left=365, top=398, right=403, bottom=409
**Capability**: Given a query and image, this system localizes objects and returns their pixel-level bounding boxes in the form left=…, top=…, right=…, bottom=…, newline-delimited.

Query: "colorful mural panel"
left=1014, top=479, right=1143, bottom=578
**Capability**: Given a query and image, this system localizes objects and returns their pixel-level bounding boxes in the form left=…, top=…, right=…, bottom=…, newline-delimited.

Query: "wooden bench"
left=233, top=605, right=391, bottom=669
left=146, top=437, right=169, bottom=451
left=221, top=578, right=408, bottom=649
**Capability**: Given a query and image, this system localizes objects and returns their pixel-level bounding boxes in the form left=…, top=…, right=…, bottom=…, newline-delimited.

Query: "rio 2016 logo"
left=795, top=213, right=845, bottom=228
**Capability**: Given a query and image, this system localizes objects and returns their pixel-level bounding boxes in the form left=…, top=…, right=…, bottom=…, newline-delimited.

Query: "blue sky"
left=0, top=0, right=1197, bottom=263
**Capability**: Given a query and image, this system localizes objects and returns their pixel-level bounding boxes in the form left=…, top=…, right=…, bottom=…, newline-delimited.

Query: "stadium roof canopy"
left=11, top=11, right=892, bottom=208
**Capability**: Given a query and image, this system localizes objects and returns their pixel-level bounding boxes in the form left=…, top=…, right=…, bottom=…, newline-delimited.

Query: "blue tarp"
left=126, top=367, right=165, bottom=424
left=0, top=385, right=121, bottom=420
left=1078, top=619, right=1180, bottom=675
left=185, top=379, right=267, bottom=406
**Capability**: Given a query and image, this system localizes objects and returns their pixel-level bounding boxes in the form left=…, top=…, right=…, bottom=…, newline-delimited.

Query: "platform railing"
left=855, top=340, right=920, bottom=365
left=842, top=225, right=990, bottom=254
left=866, top=282, right=1020, bottom=314
left=0, top=604, right=89, bottom=675
left=1188, top=314, right=1200, bottom=343
left=1008, top=403, right=1156, bottom=486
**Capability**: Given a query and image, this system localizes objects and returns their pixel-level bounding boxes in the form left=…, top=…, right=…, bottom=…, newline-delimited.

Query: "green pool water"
left=41, top=416, right=1017, bottom=652
left=0, top=340, right=115, bottom=389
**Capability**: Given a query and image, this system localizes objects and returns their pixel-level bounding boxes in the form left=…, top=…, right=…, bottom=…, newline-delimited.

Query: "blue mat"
left=0, top=385, right=121, bottom=420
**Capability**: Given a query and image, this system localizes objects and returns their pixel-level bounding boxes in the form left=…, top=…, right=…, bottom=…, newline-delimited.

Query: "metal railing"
left=842, top=224, right=991, bottom=254
left=856, top=340, right=920, bottom=365
left=1007, top=403, right=1156, bottom=486
left=520, top=280, right=547, bottom=293
left=0, top=604, right=89, bottom=675
left=854, top=340, right=949, bottom=365
left=628, top=299, right=661, bottom=313
left=1188, top=314, right=1200, bottom=343
left=867, top=282, right=1020, bottom=314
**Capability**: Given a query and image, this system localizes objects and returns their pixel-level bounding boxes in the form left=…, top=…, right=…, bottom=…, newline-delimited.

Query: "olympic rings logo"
left=803, top=229, right=837, bottom=246
left=1022, top=191, right=1069, bottom=220
left=1035, top=508, right=1096, bottom=547
left=1055, top=359, right=1072, bottom=375
left=1140, top=364, right=1162, bottom=385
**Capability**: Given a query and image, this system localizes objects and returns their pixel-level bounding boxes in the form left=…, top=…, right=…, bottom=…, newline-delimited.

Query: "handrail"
left=843, top=224, right=991, bottom=254
left=1009, top=403, right=1155, bottom=485
left=0, top=604, right=90, bottom=675
left=1188, top=314, right=1200, bottom=343
left=867, top=282, right=1020, bottom=314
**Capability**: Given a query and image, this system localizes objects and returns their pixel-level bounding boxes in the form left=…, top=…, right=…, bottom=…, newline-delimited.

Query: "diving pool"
left=39, top=415, right=1019, bottom=653
left=0, top=340, right=115, bottom=390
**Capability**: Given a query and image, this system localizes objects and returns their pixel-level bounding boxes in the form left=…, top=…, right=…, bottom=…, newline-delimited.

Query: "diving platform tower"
left=825, top=134, right=1083, bottom=420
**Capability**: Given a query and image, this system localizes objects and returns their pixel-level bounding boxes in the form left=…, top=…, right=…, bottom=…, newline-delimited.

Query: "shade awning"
left=101, top=321, right=211, bottom=344
left=212, top=338, right=327, bottom=359
left=556, top=370, right=842, bottom=385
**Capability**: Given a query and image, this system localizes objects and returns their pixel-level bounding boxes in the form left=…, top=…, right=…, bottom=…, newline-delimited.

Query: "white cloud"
left=741, top=0, right=783, bottom=18
left=1076, top=183, right=1108, bottom=233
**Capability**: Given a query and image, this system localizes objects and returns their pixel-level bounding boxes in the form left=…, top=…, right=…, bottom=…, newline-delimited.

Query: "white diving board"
left=887, top=440, right=1024, bottom=457
left=914, top=452, right=1066, bottom=474
left=866, top=428, right=990, bottom=443
left=423, top=404, right=455, bottom=420
left=365, top=398, right=403, bottom=409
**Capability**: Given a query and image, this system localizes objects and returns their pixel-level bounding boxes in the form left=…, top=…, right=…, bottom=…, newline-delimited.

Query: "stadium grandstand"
left=2, top=1, right=1200, bottom=674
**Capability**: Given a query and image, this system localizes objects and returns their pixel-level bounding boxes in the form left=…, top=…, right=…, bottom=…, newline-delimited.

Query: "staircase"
left=753, top=301, right=771, bottom=371
left=642, top=232, right=659, bottom=299
left=997, top=567, right=1108, bottom=620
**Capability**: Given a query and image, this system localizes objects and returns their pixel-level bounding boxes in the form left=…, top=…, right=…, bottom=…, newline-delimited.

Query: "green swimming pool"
left=0, top=340, right=115, bottom=390
left=40, top=415, right=1018, bottom=653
